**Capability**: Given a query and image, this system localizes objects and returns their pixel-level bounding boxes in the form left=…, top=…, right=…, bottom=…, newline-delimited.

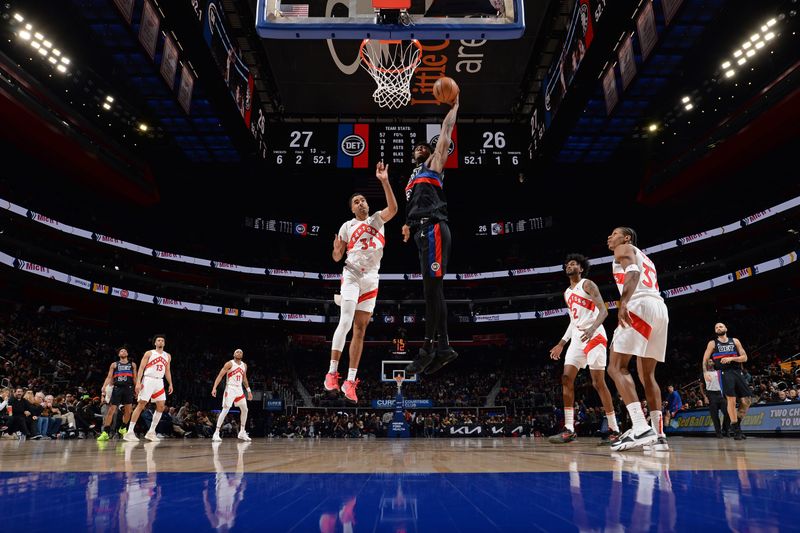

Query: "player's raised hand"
left=401, top=224, right=411, bottom=243
left=376, top=161, right=389, bottom=182
left=333, top=234, right=346, bottom=254
left=549, top=344, right=563, bottom=360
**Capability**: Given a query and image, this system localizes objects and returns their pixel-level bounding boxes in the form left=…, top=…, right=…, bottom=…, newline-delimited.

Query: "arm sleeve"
left=561, top=322, right=574, bottom=342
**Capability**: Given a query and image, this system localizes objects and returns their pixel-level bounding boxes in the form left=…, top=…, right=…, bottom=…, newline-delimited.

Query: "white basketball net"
left=359, top=39, right=422, bottom=109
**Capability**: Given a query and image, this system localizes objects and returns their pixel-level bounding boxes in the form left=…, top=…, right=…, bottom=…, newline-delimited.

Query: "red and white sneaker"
left=341, top=379, right=360, bottom=404
left=324, top=372, right=340, bottom=392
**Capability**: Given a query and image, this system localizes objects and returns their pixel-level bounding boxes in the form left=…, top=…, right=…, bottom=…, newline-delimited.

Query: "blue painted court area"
left=1, top=468, right=798, bottom=532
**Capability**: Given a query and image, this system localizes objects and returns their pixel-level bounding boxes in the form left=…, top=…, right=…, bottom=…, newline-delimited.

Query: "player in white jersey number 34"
left=325, top=161, right=398, bottom=404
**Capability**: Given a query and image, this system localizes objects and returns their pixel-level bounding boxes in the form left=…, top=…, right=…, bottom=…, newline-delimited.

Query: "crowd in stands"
left=2, top=296, right=800, bottom=441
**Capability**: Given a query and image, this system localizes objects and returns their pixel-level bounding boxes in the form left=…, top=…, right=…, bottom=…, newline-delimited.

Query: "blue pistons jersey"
left=405, top=164, right=448, bottom=224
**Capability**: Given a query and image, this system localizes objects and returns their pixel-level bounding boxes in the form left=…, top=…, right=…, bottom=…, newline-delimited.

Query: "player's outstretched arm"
left=101, top=362, right=116, bottom=398
left=242, top=364, right=253, bottom=401
left=136, top=351, right=150, bottom=393
left=429, top=95, right=459, bottom=174
left=376, top=161, right=398, bottom=223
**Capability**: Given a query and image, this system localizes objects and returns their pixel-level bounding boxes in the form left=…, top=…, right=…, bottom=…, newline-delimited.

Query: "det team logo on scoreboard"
left=427, top=124, right=458, bottom=169
left=337, top=124, right=369, bottom=168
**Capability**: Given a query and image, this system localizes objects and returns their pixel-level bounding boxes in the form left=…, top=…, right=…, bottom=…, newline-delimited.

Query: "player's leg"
left=328, top=274, right=359, bottom=391
left=406, top=224, right=439, bottom=375
left=124, top=398, right=149, bottom=441
left=549, top=364, right=580, bottom=443
left=146, top=400, right=166, bottom=441
left=98, top=403, right=118, bottom=441
left=607, top=349, right=655, bottom=450
left=590, top=369, right=620, bottom=439
left=342, top=310, right=371, bottom=404
left=636, top=357, right=667, bottom=450
left=213, top=395, right=231, bottom=441
left=118, top=402, right=133, bottom=437
left=235, top=397, right=251, bottom=440
left=425, top=222, right=458, bottom=375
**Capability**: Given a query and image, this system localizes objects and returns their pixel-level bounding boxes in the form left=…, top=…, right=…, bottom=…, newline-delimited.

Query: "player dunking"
left=606, top=228, right=669, bottom=451
left=211, top=349, right=253, bottom=441
left=548, top=254, right=620, bottom=445
left=97, top=347, right=138, bottom=441
left=123, top=335, right=173, bottom=442
left=324, top=162, right=398, bottom=404
left=403, top=95, right=460, bottom=376
left=702, top=323, right=752, bottom=440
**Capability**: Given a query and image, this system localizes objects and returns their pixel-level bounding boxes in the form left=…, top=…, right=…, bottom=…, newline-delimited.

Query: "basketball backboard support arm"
left=255, top=0, right=525, bottom=40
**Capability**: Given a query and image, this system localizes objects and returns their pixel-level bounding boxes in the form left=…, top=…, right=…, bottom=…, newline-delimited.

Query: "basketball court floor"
left=1, top=437, right=797, bottom=531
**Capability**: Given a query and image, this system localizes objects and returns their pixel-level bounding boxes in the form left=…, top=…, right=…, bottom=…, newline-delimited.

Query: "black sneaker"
left=548, top=428, right=577, bottom=444
left=733, top=430, right=746, bottom=440
left=599, top=430, right=621, bottom=445
left=405, top=347, right=435, bottom=375
left=425, top=347, right=459, bottom=375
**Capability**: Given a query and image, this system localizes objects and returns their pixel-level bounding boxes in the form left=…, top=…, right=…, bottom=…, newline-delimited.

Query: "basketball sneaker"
left=342, top=379, right=360, bottom=404
left=324, top=372, right=340, bottom=392
left=123, top=430, right=139, bottom=442
left=599, top=430, right=621, bottom=446
left=404, top=346, right=435, bottom=375
left=118, top=427, right=128, bottom=436
left=610, top=427, right=657, bottom=451
left=97, top=431, right=110, bottom=442
left=548, top=428, right=577, bottom=444
left=425, top=347, right=459, bottom=375
left=212, top=431, right=222, bottom=442
left=144, top=431, right=161, bottom=442
left=237, top=430, right=251, bottom=442
left=643, top=436, right=670, bottom=451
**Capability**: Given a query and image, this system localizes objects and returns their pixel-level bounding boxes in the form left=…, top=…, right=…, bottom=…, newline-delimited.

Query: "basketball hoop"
left=393, top=373, right=405, bottom=392
left=359, top=39, right=422, bottom=109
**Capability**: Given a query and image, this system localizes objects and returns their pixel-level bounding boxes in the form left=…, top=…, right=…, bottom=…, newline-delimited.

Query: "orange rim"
left=359, top=39, right=422, bottom=74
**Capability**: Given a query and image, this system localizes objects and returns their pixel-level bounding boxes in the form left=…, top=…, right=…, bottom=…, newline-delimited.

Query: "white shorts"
left=564, top=326, right=608, bottom=370
left=138, top=376, right=166, bottom=403
left=338, top=269, right=379, bottom=313
left=222, top=388, right=246, bottom=409
left=611, top=297, right=669, bottom=362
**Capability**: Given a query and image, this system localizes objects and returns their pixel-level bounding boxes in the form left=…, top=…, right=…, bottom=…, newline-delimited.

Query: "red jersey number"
left=642, top=261, right=659, bottom=290
left=360, top=237, right=377, bottom=250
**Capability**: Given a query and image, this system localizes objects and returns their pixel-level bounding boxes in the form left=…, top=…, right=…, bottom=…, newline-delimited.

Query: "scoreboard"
left=268, top=124, right=528, bottom=169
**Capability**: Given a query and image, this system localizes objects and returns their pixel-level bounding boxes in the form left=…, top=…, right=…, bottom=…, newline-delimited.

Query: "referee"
left=702, top=322, right=752, bottom=440
left=701, top=358, right=730, bottom=438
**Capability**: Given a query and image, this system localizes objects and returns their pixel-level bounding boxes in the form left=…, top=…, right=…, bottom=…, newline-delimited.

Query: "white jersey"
left=143, top=351, right=170, bottom=379
left=564, top=279, right=600, bottom=332
left=612, top=245, right=663, bottom=302
left=338, top=212, right=386, bottom=275
left=226, top=360, right=246, bottom=391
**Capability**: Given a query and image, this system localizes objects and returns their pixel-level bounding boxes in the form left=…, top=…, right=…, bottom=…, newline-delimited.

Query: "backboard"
left=255, top=0, right=525, bottom=40
left=381, top=360, right=418, bottom=382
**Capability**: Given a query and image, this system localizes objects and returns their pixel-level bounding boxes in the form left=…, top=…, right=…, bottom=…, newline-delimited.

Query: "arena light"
left=725, top=70, right=735, bottom=78
left=138, top=123, right=149, bottom=131
left=750, top=34, right=760, bottom=42
left=105, top=95, right=114, bottom=103
left=767, top=18, right=777, bottom=27
left=56, top=64, right=67, bottom=73
left=746, top=49, right=756, bottom=57
left=647, top=123, right=658, bottom=132
left=34, top=32, right=43, bottom=40
left=13, top=13, right=24, bottom=22
left=684, top=103, right=694, bottom=111
left=681, top=96, right=690, bottom=104
left=742, top=41, right=752, bottom=49
left=737, top=57, right=747, bottom=65
left=37, top=46, right=48, bottom=57
left=761, top=25, right=768, bottom=32
left=18, top=30, right=31, bottom=40
left=721, top=61, right=731, bottom=69
left=755, top=41, right=765, bottom=49
left=764, top=32, right=775, bottom=41
left=102, top=102, right=111, bottom=110
left=47, top=56, right=57, bottom=65
left=30, top=40, right=40, bottom=49
left=61, top=57, right=70, bottom=65
left=51, top=49, right=61, bottom=57
left=733, top=50, right=742, bottom=57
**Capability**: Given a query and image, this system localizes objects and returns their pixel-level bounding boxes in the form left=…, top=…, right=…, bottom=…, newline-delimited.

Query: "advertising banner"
left=666, top=403, right=800, bottom=434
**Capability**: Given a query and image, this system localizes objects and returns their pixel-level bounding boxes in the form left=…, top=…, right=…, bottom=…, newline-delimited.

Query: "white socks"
left=606, top=412, right=619, bottom=432
left=328, top=360, right=339, bottom=374
left=651, top=410, right=664, bottom=437
left=149, top=411, right=162, bottom=433
left=627, top=402, right=648, bottom=431
left=564, top=407, right=574, bottom=432
left=347, top=368, right=358, bottom=382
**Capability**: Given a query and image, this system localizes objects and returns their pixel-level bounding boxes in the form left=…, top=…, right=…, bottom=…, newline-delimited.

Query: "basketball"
left=433, top=76, right=459, bottom=105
